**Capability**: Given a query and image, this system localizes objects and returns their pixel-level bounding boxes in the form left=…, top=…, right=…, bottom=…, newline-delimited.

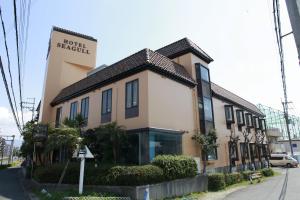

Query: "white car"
left=269, top=154, right=298, bottom=168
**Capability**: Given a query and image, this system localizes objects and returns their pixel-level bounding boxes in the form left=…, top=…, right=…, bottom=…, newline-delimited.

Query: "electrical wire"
left=0, top=57, right=22, bottom=133
left=13, top=0, right=24, bottom=127
left=0, top=4, right=21, bottom=127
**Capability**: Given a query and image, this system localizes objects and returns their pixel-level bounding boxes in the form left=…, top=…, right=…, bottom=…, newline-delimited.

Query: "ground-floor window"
left=125, top=129, right=182, bottom=164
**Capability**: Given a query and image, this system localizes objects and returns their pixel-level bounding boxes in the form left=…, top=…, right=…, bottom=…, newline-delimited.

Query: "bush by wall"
left=208, top=173, right=225, bottom=191
left=224, top=172, right=241, bottom=186
left=260, top=168, right=274, bottom=177
left=105, top=165, right=164, bottom=186
left=152, top=155, right=197, bottom=180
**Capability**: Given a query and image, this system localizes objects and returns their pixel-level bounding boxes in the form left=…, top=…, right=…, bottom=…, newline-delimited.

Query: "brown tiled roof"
left=156, top=37, right=213, bottom=63
left=51, top=49, right=196, bottom=106
left=211, top=82, right=265, bottom=117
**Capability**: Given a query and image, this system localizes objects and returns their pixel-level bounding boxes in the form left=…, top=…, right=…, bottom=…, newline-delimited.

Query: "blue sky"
left=0, top=0, right=300, bottom=140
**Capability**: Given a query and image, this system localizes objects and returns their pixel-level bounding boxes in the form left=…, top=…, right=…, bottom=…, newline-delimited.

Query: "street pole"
left=282, top=102, right=294, bottom=156
left=79, top=157, right=85, bottom=195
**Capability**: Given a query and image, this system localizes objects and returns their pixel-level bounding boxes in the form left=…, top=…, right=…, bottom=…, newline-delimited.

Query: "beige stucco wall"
left=147, top=71, right=200, bottom=157
left=39, top=29, right=97, bottom=123
left=211, top=97, right=264, bottom=169
left=51, top=71, right=149, bottom=130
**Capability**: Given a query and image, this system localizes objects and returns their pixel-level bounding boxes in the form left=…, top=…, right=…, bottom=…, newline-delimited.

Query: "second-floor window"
left=55, top=107, right=62, bottom=128
left=69, top=101, right=78, bottom=120
left=101, top=89, right=112, bottom=123
left=125, top=79, right=139, bottom=118
left=81, top=97, right=89, bottom=125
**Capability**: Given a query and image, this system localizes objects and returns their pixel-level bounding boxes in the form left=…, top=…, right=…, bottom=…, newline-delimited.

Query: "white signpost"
left=73, top=145, right=94, bottom=195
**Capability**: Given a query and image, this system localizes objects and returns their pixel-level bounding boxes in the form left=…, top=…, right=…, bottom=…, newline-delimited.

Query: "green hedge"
left=224, top=172, right=241, bottom=186
left=152, top=155, right=197, bottom=180
left=208, top=173, right=226, bottom=191
left=34, top=163, right=113, bottom=185
left=105, top=165, right=164, bottom=186
left=260, top=168, right=274, bottom=177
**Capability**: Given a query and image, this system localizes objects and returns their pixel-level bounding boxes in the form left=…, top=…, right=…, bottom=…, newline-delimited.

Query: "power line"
left=0, top=4, right=21, bottom=127
left=0, top=57, right=21, bottom=133
left=13, top=0, right=24, bottom=127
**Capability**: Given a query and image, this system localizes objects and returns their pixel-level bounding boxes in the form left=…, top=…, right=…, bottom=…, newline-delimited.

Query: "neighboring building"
left=257, top=104, right=300, bottom=139
left=38, top=27, right=268, bottom=172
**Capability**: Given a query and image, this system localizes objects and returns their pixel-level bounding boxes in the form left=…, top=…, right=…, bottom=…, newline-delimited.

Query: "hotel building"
left=38, top=27, right=268, bottom=172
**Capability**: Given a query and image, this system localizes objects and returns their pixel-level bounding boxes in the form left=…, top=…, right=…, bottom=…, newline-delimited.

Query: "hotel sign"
left=57, top=39, right=90, bottom=54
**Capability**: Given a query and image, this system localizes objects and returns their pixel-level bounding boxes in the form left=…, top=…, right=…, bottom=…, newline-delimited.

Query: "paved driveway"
left=0, top=167, right=28, bottom=200
left=224, top=167, right=300, bottom=200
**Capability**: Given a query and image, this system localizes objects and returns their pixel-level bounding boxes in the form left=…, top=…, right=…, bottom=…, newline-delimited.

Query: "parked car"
left=269, top=154, right=298, bottom=168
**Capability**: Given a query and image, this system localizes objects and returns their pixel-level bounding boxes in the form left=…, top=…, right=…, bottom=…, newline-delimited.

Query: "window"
left=101, top=89, right=112, bottom=123
left=240, top=143, right=249, bottom=160
left=200, top=65, right=210, bottom=82
left=203, top=97, right=213, bottom=121
left=229, top=141, right=239, bottom=161
left=55, top=107, right=62, bottom=128
left=253, top=116, right=260, bottom=129
left=81, top=97, right=89, bottom=125
left=69, top=101, right=78, bottom=120
left=207, top=147, right=218, bottom=160
left=149, top=131, right=182, bottom=161
left=236, top=110, right=245, bottom=126
left=260, top=119, right=266, bottom=131
left=245, top=113, right=253, bottom=127
left=225, top=105, right=234, bottom=125
left=270, top=156, right=284, bottom=160
left=125, top=79, right=139, bottom=118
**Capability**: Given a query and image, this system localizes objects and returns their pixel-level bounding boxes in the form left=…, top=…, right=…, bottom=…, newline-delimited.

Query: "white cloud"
left=0, top=106, right=32, bottom=140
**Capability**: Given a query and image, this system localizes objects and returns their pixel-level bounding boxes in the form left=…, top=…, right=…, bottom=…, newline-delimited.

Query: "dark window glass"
left=229, top=142, right=239, bottom=161
left=125, top=80, right=139, bottom=118
left=236, top=110, right=244, bottom=125
left=200, top=66, right=209, bottom=82
left=202, top=81, right=211, bottom=98
left=203, top=97, right=213, bottom=121
left=80, top=97, right=89, bottom=125
left=240, top=142, right=249, bottom=159
left=149, top=131, right=182, bottom=161
left=126, top=79, right=138, bottom=108
left=245, top=113, right=253, bottom=127
left=55, top=107, right=62, bottom=128
left=225, top=105, right=234, bottom=123
left=101, top=89, right=112, bottom=114
left=270, top=156, right=284, bottom=160
left=69, top=102, right=78, bottom=120
left=207, top=147, right=218, bottom=160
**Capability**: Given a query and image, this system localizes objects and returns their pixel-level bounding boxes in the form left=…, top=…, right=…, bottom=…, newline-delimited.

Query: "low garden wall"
left=29, top=175, right=207, bottom=200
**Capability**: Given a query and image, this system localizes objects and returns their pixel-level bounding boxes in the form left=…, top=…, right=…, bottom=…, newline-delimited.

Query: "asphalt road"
left=224, top=167, right=300, bottom=200
left=0, top=167, right=28, bottom=200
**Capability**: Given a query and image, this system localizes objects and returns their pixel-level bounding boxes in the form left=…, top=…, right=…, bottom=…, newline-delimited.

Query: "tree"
left=82, top=122, right=127, bottom=164
left=192, top=129, right=218, bottom=174
left=45, top=127, right=80, bottom=163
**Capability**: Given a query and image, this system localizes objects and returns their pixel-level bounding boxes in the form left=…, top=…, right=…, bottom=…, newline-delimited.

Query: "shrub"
left=34, top=163, right=113, bottom=184
left=240, top=170, right=253, bottom=181
left=105, top=165, right=164, bottom=186
left=260, top=168, right=274, bottom=177
left=152, top=155, right=197, bottom=180
left=208, top=173, right=225, bottom=191
left=224, top=172, right=241, bottom=186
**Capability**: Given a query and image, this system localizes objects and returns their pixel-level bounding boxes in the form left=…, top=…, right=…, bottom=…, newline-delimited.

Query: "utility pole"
left=282, top=102, right=294, bottom=156
left=21, top=98, right=35, bottom=121
left=273, top=0, right=294, bottom=156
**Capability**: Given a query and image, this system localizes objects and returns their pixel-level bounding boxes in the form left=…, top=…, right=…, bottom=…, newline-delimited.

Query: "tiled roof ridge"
left=52, top=26, right=97, bottom=42
left=211, top=82, right=256, bottom=107
left=211, top=82, right=264, bottom=116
